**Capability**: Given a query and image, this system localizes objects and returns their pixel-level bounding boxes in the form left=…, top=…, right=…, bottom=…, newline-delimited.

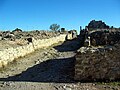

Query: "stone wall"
left=74, top=44, right=120, bottom=82
left=90, top=30, right=120, bottom=46
left=0, top=34, right=66, bottom=68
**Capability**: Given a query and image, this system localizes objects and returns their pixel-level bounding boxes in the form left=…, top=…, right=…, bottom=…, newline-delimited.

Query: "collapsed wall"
left=0, top=34, right=66, bottom=68
left=90, top=30, right=120, bottom=46
left=74, top=44, right=120, bottom=82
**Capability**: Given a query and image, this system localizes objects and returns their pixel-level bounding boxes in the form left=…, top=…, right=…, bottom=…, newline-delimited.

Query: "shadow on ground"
left=54, top=38, right=82, bottom=52
left=0, top=38, right=83, bottom=83
left=0, top=57, right=76, bottom=83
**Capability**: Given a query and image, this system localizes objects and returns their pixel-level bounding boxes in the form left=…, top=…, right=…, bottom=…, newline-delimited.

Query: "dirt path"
left=0, top=39, right=120, bottom=90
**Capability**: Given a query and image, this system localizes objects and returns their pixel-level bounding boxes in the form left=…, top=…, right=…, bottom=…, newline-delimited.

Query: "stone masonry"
left=74, top=44, right=120, bottom=82
left=0, top=34, right=67, bottom=68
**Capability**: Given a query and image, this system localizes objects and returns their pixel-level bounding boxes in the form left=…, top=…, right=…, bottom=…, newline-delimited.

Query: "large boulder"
left=87, top=20, right=110, bottom=30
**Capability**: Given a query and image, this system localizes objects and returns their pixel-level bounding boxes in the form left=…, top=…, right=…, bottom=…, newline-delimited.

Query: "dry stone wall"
left=74, top=45, right=120, bottom=82
left=0, top=34, right=66, bottom=68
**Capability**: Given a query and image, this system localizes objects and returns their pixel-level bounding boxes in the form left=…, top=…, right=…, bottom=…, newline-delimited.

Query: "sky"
left=0, top=0, right=120, bottom=32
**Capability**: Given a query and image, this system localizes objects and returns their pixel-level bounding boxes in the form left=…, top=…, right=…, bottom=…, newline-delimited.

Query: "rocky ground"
left=0, top=39, right=120, bottom=90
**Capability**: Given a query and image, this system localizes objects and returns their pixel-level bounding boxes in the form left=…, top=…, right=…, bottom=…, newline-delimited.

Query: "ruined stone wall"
left=74, top=45, right=120, bottom=82
left=0, top=34, right=66, bottom=68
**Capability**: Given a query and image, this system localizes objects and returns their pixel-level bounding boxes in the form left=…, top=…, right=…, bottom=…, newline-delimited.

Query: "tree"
left=50, top=24, right=60, bottom=32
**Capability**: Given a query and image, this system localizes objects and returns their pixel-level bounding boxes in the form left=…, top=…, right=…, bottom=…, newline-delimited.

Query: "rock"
left=35, top=61, right=40, bottom=64
left=90, top=30, right=120, bottom=46
left=75, top=45, right=120, bottom=81
left=77, top=47, right=89, bottom=53
left=0, top=36, right=2, bottom=40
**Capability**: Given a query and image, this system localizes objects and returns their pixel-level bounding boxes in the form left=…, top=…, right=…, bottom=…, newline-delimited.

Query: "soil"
left=0, top=39, right=120, bottom=90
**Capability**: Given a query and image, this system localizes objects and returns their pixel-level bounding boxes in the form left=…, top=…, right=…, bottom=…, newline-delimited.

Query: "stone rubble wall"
left=74, top=45, right=120, bottom=82
left=0, top=34, right=66, bottom=68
